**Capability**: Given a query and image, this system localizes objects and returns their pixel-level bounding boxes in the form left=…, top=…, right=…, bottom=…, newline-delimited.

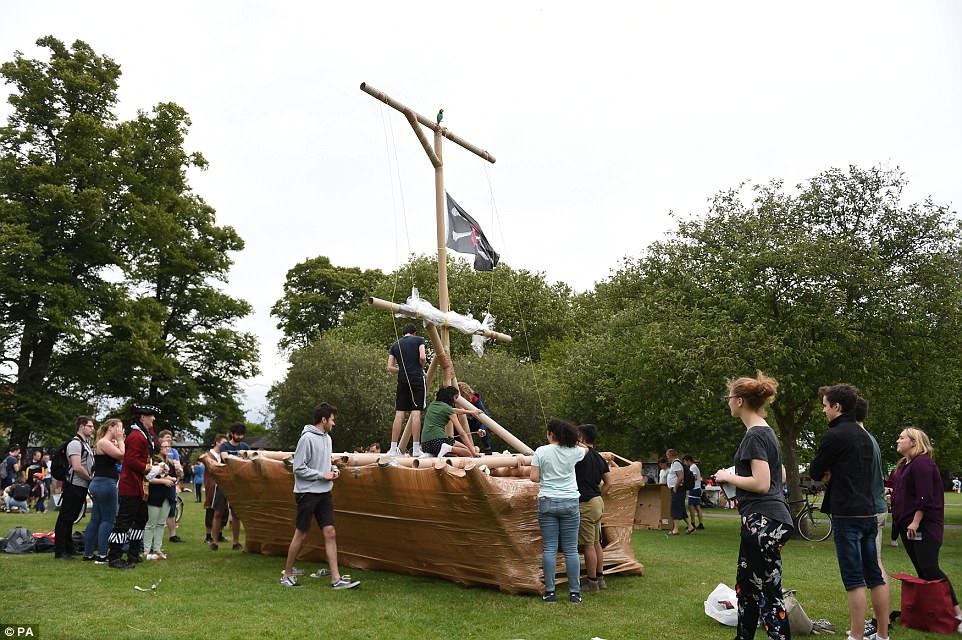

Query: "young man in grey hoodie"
left=280, top=403, right=360, bottom=589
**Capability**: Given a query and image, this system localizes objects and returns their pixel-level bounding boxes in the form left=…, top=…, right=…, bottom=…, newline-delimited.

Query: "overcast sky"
left=3, top=1, right=961, bottom=422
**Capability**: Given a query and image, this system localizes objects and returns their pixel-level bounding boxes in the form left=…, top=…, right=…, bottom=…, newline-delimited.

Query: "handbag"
left=892, top=573, right=959, bottom=634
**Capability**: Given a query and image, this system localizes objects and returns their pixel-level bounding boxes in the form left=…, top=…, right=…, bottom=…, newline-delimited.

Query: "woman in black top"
left=82, top=418, right=125, bottom=562
left=715, top=372, right=793, bottom=640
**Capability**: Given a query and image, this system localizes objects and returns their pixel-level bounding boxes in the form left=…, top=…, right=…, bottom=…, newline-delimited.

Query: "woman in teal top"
left=530, top=419, right=587, bottom=604
left=419, top=386, right=480, bottom=458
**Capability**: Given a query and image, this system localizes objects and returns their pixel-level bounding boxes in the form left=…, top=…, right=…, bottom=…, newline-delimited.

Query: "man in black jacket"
left=809, top=384, right=889, bottom=640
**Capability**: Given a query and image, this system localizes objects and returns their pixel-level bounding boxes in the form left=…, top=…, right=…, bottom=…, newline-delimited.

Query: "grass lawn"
left=1, top=495, right=961, bottom=639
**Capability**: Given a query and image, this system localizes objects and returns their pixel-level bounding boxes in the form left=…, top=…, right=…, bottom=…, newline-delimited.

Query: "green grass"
left=1, top=496, right=961, bottom=639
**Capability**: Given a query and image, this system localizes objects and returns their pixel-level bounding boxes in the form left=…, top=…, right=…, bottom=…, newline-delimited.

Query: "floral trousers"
left=736, top=513, right=792, bottom=640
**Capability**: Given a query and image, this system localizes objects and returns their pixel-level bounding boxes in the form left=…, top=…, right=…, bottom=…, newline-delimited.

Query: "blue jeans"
left=84, top=477, right=118, bottom=557
left=538, top=496, right=581, bottom=593
left=832, top=516, right=883, bottom=590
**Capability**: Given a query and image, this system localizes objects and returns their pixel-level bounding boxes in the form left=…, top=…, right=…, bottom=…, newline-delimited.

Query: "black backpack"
left=681, top=463, right=696, bottom=491
left=11, top=482, right=30, bottom=501
left=50, top=436, right=81, bottom=482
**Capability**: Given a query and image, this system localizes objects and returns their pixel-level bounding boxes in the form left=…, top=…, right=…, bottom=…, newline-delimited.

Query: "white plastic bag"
left=704, top=583, right=738, bottom=626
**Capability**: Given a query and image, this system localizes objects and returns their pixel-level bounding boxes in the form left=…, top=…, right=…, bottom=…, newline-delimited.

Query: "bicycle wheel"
left=797, top=506, right=832, bottom=542
left=175, top=495, right=184, bottom=523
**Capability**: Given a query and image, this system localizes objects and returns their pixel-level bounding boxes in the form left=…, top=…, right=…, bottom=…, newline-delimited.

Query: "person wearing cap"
left=106, top=403, right=160, bottom=569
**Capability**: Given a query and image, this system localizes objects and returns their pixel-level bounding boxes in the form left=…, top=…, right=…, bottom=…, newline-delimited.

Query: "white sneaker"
left=146, top=553, right=159, bottom=561
left=412, top=445, right=424, bottom=457
left=417, top=451, right=435, bottom=458
left=387, top=446, right=402, bottom=457
left=155, top=551, right=167, bottom=560
left=438, top=443, right=454, bottom=458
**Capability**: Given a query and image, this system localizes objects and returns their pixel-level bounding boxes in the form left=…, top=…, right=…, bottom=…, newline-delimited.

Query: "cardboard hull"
left=206, top=453, right=645, bottom=594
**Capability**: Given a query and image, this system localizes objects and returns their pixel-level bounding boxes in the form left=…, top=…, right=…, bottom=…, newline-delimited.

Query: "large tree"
left=0, top=37, right=258, bottom=444
left=554, top=166, right=962, bottom=491
left=271, top=256, right=384, bottom=350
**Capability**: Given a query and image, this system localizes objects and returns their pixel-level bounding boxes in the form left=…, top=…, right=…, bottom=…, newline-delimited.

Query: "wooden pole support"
left=404, top=109, right=441, bottom=168
left=360, top=82, right=496, bottom=164
left=454, top=395, right=534, bottom=454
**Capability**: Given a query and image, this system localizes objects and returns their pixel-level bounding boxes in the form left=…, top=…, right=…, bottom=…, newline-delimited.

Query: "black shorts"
left=395, top=374, right=426, bottom=411
left=670, top=488, right=688, bottom=520
left=211, top=485, right=229, bottom=511
left=421, top=437, right=456, bottom=456
left=295, top=492, right=334, bottom=531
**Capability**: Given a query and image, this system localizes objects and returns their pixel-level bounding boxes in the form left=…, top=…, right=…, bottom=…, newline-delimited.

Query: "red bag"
left=893, top=573, right=959, bottom=634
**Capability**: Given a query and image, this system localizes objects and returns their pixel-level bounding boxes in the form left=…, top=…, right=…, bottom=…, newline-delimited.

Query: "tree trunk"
left=773, top=408, right=804, bottom=504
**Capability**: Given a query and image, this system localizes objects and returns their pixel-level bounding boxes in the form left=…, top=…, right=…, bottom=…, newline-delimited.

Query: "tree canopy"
left=553, top=166, right=962, bottom=490
left=0, top=37, right=258, bottom=444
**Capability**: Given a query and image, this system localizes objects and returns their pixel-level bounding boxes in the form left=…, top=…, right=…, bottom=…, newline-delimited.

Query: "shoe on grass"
left=542, top=591, right=556, bottom=604
left=309, top=568, right=331, bottom=578
left=696, top=523, right=705, bottom=530
left=331, top=576, right=360, bottom=589
left=597, top=575, right=607, bottom=589
left=232, top=543, right=243, bottom=551
left=108, top=558, right=133, bottom=569
left=208, top=543, right=218, bottom=551
left=279, top=574, right=302, bottom=588
left=169, top=535, right=184, bottom=543
left=569, top=593, right=583, bottom=604
left=584, top=579, right=600, bottom=593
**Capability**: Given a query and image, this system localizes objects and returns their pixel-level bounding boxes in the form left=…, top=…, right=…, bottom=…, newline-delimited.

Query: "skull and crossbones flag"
left=445, top=193, right=500, bottom=272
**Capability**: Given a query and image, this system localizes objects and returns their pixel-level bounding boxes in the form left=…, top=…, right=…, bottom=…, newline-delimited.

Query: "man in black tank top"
left=386, top=323, right=427, bottom=457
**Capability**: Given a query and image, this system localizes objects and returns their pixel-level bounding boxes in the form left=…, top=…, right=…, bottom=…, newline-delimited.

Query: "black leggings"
left=901, top=532, right=958, bottom=606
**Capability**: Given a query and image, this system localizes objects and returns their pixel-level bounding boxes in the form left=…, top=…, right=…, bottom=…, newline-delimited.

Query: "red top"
left=118, top=425, right=154, bottom=498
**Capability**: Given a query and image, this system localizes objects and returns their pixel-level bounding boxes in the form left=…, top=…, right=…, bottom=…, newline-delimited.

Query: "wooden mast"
left=361, top=82, right=496, bottom=382
left=362, top=83, right=531, bottom=455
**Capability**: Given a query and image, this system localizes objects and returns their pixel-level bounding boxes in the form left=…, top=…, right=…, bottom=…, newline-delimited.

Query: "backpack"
left=11, top=482, right=30, bottom=501
left=1, top=527, right=36, bottom=554
left=50, top=436, right=80, bottom=482
left=682, top=463, right=696, bottom=491
left=0, top=456, right=10, bottom=481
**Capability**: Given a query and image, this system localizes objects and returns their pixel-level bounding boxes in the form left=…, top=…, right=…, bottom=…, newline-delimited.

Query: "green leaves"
left=0, top=37, right=258, bottom=444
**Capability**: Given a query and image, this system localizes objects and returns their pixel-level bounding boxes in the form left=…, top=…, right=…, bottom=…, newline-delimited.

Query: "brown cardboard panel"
left=206, top=453, right=646, bottom=594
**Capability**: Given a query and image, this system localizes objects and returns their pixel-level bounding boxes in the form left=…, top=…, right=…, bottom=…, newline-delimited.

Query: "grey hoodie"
left=292, top=424, right=333, bottom=494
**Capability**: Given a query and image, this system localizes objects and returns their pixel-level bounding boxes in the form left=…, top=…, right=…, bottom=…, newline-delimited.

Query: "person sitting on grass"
left=419, top=386, right=481, bottom=458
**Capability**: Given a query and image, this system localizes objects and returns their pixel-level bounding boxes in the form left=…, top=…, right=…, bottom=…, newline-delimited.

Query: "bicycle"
left=789, top=490, right=832, bottom=542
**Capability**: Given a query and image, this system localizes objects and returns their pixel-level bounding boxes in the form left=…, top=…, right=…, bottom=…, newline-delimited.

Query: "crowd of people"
left=2, top=355, right=959, bottom=630
left=0, top=405, right=256, bottom=570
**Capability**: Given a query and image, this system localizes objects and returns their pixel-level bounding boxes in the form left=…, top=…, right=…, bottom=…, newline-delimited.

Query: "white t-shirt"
left=667, top=459, right=684, bottom=489
left=658, top=468, right=668, bottom=485
left=690, top=463, right=703, bottom=490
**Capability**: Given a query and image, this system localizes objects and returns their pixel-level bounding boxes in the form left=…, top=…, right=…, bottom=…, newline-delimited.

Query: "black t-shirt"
left=220, top=440, right=251, bottom=457
left=734, top=425, right=792, bottom=525
left=575, top=448, right=609, bottom=502
left=389, top=335, right=426, bottom=380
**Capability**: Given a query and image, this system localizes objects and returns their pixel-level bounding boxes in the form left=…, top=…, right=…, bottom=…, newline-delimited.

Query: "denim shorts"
left=832, top=516, right=884, bottom=590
